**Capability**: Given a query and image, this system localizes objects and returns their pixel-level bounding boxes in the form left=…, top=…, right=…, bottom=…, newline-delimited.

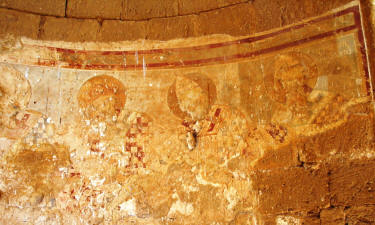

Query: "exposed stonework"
left=41, top=17, right=101, bottom=42
left=122, top=0, right=179, bottom=20
left=0, top=1, right=375, bottom=225
left=0, top=0, right=358, bottom=42
left=0, top=0, right=66, bottom=17
left=0, top=8, right=40, bottom=40
left=67, top=0, right=122, bottom=19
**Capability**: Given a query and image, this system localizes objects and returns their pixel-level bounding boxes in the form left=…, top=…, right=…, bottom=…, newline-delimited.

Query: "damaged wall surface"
left=0, top=1, right=375, bottom=225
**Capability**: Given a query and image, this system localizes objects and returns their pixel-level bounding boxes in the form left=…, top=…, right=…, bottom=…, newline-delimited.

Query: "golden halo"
left=77, top=75, right=126, bottom=120
left=264, top=52, right=318, bottom=103
left=167, top=73, right=217, bottom=120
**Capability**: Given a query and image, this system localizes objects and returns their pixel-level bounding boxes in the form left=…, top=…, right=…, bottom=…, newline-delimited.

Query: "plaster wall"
left=0, top=1, right=374, bottom=225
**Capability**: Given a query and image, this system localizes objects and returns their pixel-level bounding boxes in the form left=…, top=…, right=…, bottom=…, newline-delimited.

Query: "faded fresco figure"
left=265, top=52, right=371, bottom=138
left=166, top=73, right=256, bottom=221
left=77, top=75, right=152, bottom=175
left=0, top=65, right=41, bottom=140
left=54, top=75, right=154, bottom=223
left=168, top=73, right=255, bottom=183
left=268, top=52, right=320, bottom=127
left=0, top=65, right=72, bottom=210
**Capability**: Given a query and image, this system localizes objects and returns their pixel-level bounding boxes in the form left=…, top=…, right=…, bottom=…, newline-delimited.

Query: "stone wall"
left=0, top=1, right=375, bottom=225
left=0, top=0, right=358, bottom=41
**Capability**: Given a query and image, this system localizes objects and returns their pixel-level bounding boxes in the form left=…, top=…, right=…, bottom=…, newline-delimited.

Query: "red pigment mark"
left=126, top=131, right=137, bottom=138
left=266, top=124, right=288, bottom=143
left=34, top=7, right=355, bottom=59
left=22, top=114, right=31, bottom=122
left=70, top=172, right=81, bottom=177
left=90, top=139, right=100, bottom=152
left=15, top=113, right=31, bottom=128
left=207, top=123, right=216, bottom=132
left=182, top=121, right=190, bottom=128
left=124, top=115, right=149, bottom=169
left=125, top=142, right=137, bottom=150
left=208, top=108, right=222, bottom=132
left=214, top=108, right=222, bottom=117
left=124, top=142, right=146, bottom=168
left=137, top=117, right=149, bottom=127
left=37, top=58, right=57, bottom=67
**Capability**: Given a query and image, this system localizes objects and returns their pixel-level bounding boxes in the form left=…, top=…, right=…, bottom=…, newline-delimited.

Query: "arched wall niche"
left=0, top=1, right=375, bottom=225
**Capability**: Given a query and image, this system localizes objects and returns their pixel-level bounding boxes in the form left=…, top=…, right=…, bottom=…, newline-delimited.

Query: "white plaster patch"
left=98, top=142, right=106, bottom=151
left=220, top=152, right=240, bottom=168
left=276, top=216, right=301, bottom=225
left=35, top=215, right=47, bottom=224
left=224, top=187, right=238, bottom=210
left=89, top=176, right=105, bottom=187
left=196, top=173, right=221, bottom=187
left=98, top=122, right=106, bottom=137
left=182, top=184, right=199, bottom=193
left=168, top=199, right=194, bottom=216
left=119, top=198, right=137, bottom=216
left=314, top=76, right=328, bottom=91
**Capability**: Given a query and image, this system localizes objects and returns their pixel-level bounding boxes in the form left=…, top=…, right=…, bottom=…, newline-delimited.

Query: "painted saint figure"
left=266, top=52, right=320, bottom=127
left=53, top=75, right=154, bottom=224
left=77, top=75, right=126, bottom=123
left=77, top=75, right=151, bottom=174
left=0, top=65, right=41, bottom=140
left=168, top=73, right=217, bottom=150
left=265, top=51, right=368, bottom=137
left=0, top=65, right=73, bottom=210
left=168, top=73, right=255, bottom=183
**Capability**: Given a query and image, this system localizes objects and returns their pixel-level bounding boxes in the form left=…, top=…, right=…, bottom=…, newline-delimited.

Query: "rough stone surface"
left=261, top=214, right=321, bottom=225
left=251, top=167, right=329, bottom=215
left=177, top=0, right=248, bottom=15
left=145, top=15, right=198, bottom=40
left=0, top=1, right=374, bottom=225
left=320, top=207, right=345, bottom=225
left=196, top=3, right=258, bottom=36
left=0, top=0, right=356, bottom=41
left=41, top=17, right=100, bottom=42
left=122, top=0, right=179, bottom=20
left=252, top=143, right=300, bottom=170
left=329, top=159, right=375, bottom=207
left=346, top=206, right=375, bottom=224
left=67, top=0, right=122, bottom=19
left=99, top=20, right=147, bottom=41
left=0, top=0, right=66, bottom=16
left=0, top=8, right=40, bottom=39
left=297, top=113, right=374, bottom=163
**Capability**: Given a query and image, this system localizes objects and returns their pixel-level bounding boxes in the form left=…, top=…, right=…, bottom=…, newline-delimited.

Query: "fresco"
left=0, top=2, right=373, bottom=224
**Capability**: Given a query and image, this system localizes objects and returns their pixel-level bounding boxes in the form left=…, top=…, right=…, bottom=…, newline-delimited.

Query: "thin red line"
left=352, top=6, right=372, bottom=96
left=33, top=4, right=371, bottom=98
left=31, top=6, right=358, bottom=56
left=57, top=25, right=357, bottom=71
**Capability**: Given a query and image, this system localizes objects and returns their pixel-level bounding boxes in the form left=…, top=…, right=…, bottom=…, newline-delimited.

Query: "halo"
left=167, top=73, right=217, bottom=120
left=77, top=75, right=126, bottom=117
left=264, top=52, right=318, bottom=103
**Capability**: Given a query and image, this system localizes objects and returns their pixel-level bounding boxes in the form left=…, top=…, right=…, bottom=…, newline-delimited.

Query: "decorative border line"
left=40, top=6, right=358, bottom=56
left=17, top=4, right=372, bottom=96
